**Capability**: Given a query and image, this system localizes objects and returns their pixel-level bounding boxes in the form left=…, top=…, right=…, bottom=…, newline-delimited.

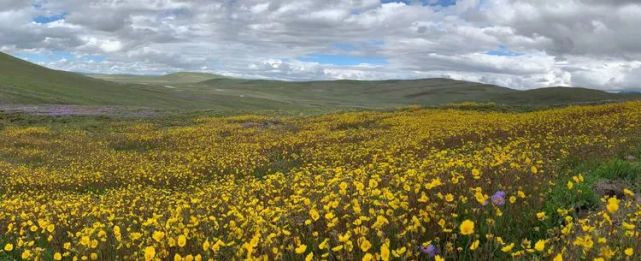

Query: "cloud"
left=0, top=0, right=640, bottom=90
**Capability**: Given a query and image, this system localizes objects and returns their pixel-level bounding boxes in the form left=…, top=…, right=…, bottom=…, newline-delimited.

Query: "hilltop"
left=88, top=72, right=228, bottom=85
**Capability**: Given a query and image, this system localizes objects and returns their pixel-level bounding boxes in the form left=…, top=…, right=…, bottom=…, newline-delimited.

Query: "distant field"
left=1, top=52, right=640, bottom=115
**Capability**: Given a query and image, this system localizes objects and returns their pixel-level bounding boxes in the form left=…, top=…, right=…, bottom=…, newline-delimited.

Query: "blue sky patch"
left=299, top=54, right=387, bottom=66
left=486, top=45, right=524, bottom=57
left=33, top=13, right=66, bottom=24
left=16, top=51, right=73, bottom=63
left=15, top=51, right=106, bottom=63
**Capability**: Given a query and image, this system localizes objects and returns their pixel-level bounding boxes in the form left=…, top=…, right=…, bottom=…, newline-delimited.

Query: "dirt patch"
left=0, top=105, right=158, bottom=117
left=593, top=179, right=628, bottom=199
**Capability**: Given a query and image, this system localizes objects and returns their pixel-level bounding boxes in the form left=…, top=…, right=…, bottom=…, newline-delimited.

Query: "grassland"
left=1, top=101, right=641, bottom=260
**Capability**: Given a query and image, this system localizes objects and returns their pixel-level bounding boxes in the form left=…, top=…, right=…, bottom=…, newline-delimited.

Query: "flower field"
left=1, top=102, right=641, bottom=260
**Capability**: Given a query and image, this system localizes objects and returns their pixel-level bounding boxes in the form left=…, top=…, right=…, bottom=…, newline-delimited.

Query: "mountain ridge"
left=1, top=51, right=639, bottom=113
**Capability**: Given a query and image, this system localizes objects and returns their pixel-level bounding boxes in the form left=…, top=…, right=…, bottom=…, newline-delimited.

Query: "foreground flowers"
left=0, top=102, right=640, bottom=260
left=459, top=220, right=475, bottom=235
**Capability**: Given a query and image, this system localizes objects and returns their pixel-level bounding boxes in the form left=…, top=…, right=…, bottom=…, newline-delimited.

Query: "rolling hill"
left=1, top=51, right=639, bottom=114
left=0, top=52, right=312, bottom=112
left=88, top=72, right=228, bottom=85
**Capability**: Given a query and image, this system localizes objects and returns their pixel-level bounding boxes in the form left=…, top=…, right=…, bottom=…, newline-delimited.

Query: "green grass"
left=543, top=153, right=641, bottom=227
left=593, top=159, right=641, bottom=182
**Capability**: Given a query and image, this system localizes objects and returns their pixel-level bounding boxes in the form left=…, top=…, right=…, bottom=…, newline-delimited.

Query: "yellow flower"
left=536, top=212, right=547, bottom=221
left=3, top=243, right=13, bottom=251
left=625, top=248, right=634, bottom=256
left=178, top=235, right=187, bottom=248
left=501, top=243, right=514, bottom=253
left=144, top=246, right=156, bottom=261
left=624, top=189, right=635, bottom=197
left=212, top=240, right=224, bottom=252
left=318, top=238, right=329, bottom=250
left=534, top=240, right=545, bottom=252
left=606, top=197, right=619, bottom=213
left=435, top=255, right=445, bottom=261
left=392, top=247, right=406, bottom=257
left=80, top=236, right=91, bottom=246
left=21, top=249, right=32, bottom=259
left=470, top=240, right=480, bottom=251
left=152, top=231, right=165, bottom=242
left=309, top=209, right=320, bottom=221
left=623, top=222, right=635, bottom=230
left=358, top=237, right=372, bottom=252
left=594, top=258, right=604, bottom=261
left=553, top=253, right=563, bottom=261
left=362, top=253, right=374, bottom=261
left=54, top=252, right=63, bottom=260
left=174, top=254, right=182, bottom=261
left=202, top=240, right=211, bottom=252
left=459, top=220, right=474, bottom=235
left=380, top=243, right=390, bottom=261
left=131, top=233, right=143, bottom=241
left=113, top=226, right=122, bottom=241
left=445, top=193, right=454, bottom=202
left=295, top=244, right=307, bottom=254
left=567, top=181, right=574, bottom=190
left=91, top=253, right=98, bottom=260
left=472, top=168, right=481, bottom=179
left=46, top=224, right=55, bottom=233
left=305, top=252, right=313, bottom=261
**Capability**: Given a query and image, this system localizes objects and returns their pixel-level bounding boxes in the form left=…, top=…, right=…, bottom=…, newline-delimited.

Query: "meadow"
left=1, top=101, right=641, bottom=260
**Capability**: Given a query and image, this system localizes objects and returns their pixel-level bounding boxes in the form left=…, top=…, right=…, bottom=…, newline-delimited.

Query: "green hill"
left=0, top=52, right=312, bottom=112
left=1, top=51, right=639, bottom=114
left=0, top=52, right=188, bottom=107
left=88, top=72, right=227, bottom=85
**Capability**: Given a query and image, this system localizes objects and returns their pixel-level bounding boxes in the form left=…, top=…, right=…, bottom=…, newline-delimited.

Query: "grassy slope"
left=0, top=52, right=311, bottom=113
left=189, top=79, right=641, bottom=108
left=88, top=72, right=228, bottom=85
left=187, top=78, right=517, bottom=108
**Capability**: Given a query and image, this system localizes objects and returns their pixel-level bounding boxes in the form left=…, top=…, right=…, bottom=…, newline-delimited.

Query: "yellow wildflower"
left=459, top=220, right=474, bottom=235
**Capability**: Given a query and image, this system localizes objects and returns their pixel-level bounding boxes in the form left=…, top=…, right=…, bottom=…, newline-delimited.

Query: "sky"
left=1, top=0, right=641, bottom=90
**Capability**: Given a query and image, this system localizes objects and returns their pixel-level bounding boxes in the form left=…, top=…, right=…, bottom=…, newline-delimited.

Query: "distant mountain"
left=88, top=72, right=228, bottom=85
left=618, top=89, right=641, bottom=94
left=1, top=52, right=639, bottom=114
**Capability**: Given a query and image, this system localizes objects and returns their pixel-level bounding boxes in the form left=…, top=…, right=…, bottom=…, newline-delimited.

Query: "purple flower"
left=491, top=191, right=506, bottom=206
left=420, top=244, right=438, bottom=257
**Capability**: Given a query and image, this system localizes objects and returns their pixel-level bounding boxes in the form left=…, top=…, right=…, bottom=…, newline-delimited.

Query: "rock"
left=593, top=180, right=626, bottom=199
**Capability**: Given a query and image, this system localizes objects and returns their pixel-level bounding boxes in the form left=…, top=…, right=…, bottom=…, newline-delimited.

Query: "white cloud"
left=1, top=0, right=641, bottom=90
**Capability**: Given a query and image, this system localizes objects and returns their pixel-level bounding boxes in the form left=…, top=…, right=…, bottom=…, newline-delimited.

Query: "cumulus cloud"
left=0, top=0, right=640, bottom=90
